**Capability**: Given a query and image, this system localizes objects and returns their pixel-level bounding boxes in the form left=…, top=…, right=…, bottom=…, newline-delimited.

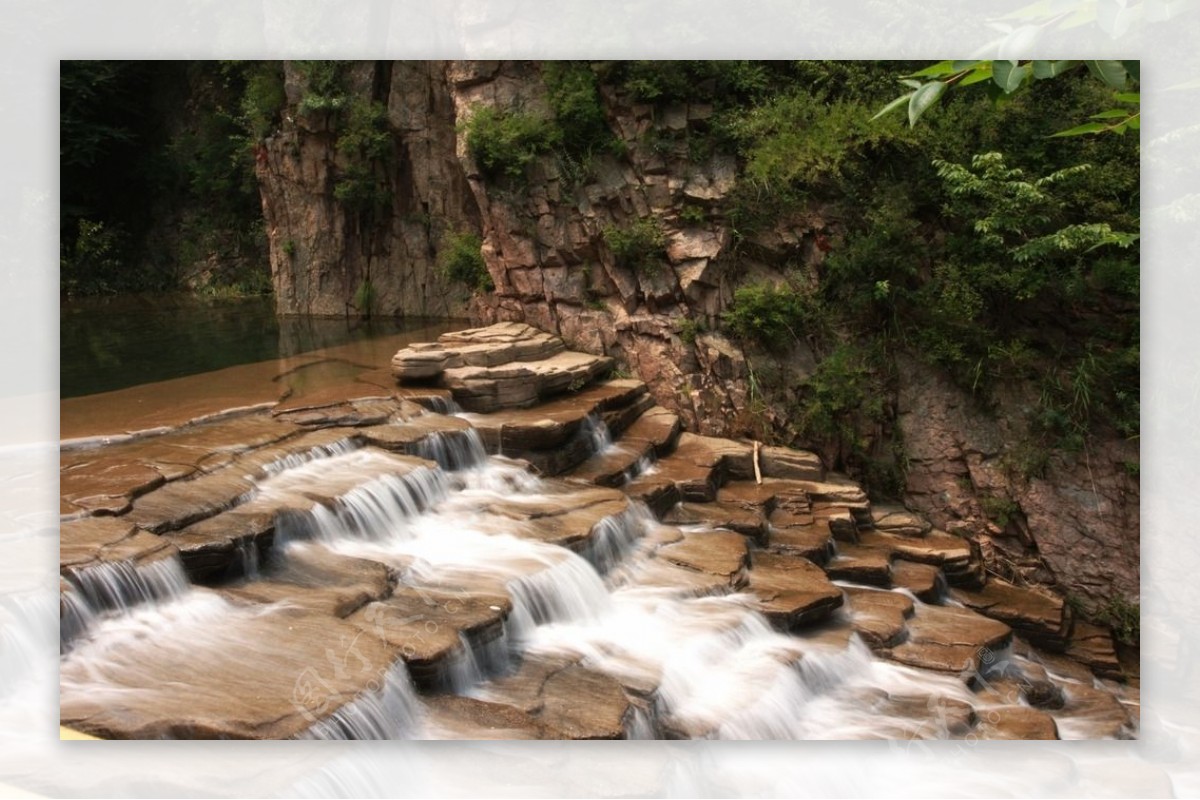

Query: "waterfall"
left=297, top=661, right=425, bottom=740
left=581, top=413, right=615, bottom=455
left=259, top=437, right=360, bottom=478
left=410, top=429, right=488, bottom=472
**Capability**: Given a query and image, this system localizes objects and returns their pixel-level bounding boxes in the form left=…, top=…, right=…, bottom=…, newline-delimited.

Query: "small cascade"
left=506, top=554, right=613, bottom=638
left=623, top=453, right=659, bottom=483
left=625, top=704, right=658, bottom=740
left=59, top=586, right=96, bottom=652
left=411, top=429, right=488, bottom=472
left=259, top=437, right=360, bottom=478
left=578, top=502, right=654, bottom=575
left=61, top=556, right=191, bottom=650
left=419, top=395, right=463, bottom=416
left=297, top=661, right=425, bottom=740
left=581, top=413, right=616, bottom=455
left=283, top=466, right=449, bottom=546
left=440, top=631, right=512, bottom=694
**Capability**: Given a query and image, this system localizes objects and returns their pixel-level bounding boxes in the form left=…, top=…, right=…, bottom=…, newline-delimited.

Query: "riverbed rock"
left=350, top=586, right=511, bottom=692
left=843, top=587, right=913, bottom=648
left=950, top=578, right=1072, bottom=651
left=656, top=530, right=749, bottom=587
left=746, top=552, right=844, bottom=629
left=663, top=501, right=767, bottom=543
left=60, top=599, right=415, bottom=739
left=221, top=543, right=395, bottom=618
left=881, top=604, right=1012, bottom=677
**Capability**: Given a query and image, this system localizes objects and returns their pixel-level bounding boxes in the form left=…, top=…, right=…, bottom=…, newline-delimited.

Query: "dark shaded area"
left=61, top=294, right=428, bottom=397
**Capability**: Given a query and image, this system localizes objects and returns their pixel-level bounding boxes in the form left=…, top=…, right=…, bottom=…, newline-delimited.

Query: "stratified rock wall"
left=257, top=61, right=478, bottom=318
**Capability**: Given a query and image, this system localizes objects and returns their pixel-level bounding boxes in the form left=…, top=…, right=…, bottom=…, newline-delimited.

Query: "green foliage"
left=603, top=218, right=666, bottom=275
left=295, top=60, right=349, bottom=114
left=980, top=495, right=1020, bottom=527
left=679, top=204, right=707, bottom=227
left=727, top=90, right=907, bottom=191
left=722, top=282, right=809, bottom=350
left=542, top=62, right=614, bottom=158
left=438, top=230, right=492, bottom=292
left=60, top=219, right=124, bottom=296
left=874, top=59, right=1140, bottom=136
left=237, top=62, right=286, bottom=139
left=463, top=105, right=560, bottom=183
left=608, top=60, right=772, bottom=106
left=793, top=343, right=886, bottom=443
left=678, top=316, right=707, bottom=346
left=1096, top=595, right=1140, bottom=645
left=353, top=279, right=376, bottom=317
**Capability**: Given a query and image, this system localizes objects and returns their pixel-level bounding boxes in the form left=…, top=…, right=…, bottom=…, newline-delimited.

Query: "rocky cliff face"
left=254, top=60, right=1138, bottom=620
left=257, top=61, right=479, bottom=318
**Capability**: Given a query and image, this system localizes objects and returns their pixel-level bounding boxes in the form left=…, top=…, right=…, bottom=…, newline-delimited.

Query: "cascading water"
left=581, top=413, right=616, bottom=455
left=60, top=556, right=191, bottom=651
left=258, top=437, right=360, bottom=478
left=410, top=428, right=488, bottom=472
left=60, top=420, right=1131, bottom=741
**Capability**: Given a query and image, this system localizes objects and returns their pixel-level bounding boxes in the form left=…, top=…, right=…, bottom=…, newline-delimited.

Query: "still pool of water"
left=60, top=294, right=460, bottom=440
left=61, top=294, right=460, bottom=399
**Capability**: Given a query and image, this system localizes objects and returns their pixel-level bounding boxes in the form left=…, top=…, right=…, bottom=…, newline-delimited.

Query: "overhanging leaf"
left=1049, top=121, right=1109, bottom=137
left=952, top=60, right=982, bottom=71
left=1115, top=92, right=1140, bottom=104
left=1090, top=109, right=1131, bottom=119
left=908, top=81, right=946, bottom=126
left=900, top=78, right=922, bottom=89
left=1121, top=60, right=1140, bottom=81
left=905, top=61, right=957, bottom=78
left=1032, top=60, right=1076, bottom=79
left=993, top=60, right=1031, bottom=93
left=960, top=66, right=994, bottom=86
left=1085, top=60, right=1128, bottom=89
left=871, top=92, right=914, bottom=121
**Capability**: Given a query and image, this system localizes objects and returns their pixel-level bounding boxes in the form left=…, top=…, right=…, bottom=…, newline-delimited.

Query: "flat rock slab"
left=60, top=598, right=411, bottom=739
left=622, top=475, right=681, bottom=519
left=657, top=530, right=749, bottom=586
left=621, top=406, right=682, bottom=455
left=891, top=560, right=943, bottom=602
left=480, top=484, right=631, bottom=552
left=221, top=543, right=394, bottom=618
left=564, top=441, right=653, bottom=488
left=719, top=478, right=812, bottom=516
left=663, top=501, right=767, bottom=543
left=478, top=656, right=633, bottom=739
left=758, top=446, right=824, bottom=481
left=391, top=322, right=566, bottom=380
left=60, top=516, right=176, bottom=574
left=870, top=504, right=931, bottom=538
left=950, top=578, right=1070, bottom=649
left=440, top=351, right=615, bottom=412
left=812, top=504, right=859, bottom=540
left=350, top=586, right=511, bottom=692
left=746, top=552, right=844, bottom=629
left=881, top=604, right=1012, bottom=677
left=60, top=414, right=304, bottom=516
left=858, top=529, right=973, bottom=570
left=423, top=695, right=543, bottom=739
left=652, top=432, right=751, bottom=502
left=1065, top=621, right=1123, bottom=680
left=766, top=521, right=832, bottom=563
left=825, top=544, right=892, bottom=587
left=843, top=587, right=914, bottom=648
left=974, top=705, right=1059, bottom=740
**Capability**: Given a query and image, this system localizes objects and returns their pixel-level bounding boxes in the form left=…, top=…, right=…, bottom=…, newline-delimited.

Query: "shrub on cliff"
left=722, top=282, right=810, bottom=351
left=463, top=106, right=560, bottom=183
left=602, top=219, right=666, bottom=275
left=438, top=231, right=492, bottom=292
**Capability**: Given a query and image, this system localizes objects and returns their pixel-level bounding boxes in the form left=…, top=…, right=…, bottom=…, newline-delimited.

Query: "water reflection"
left=61, top=293, right=463, bottom=398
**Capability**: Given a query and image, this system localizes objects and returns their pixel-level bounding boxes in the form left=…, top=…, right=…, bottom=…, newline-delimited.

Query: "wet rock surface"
left=59, top=323, right=1136, bottom=741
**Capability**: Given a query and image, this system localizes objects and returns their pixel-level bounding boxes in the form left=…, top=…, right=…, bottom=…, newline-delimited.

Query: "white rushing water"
left=59, top=426, right=1131, bottom=740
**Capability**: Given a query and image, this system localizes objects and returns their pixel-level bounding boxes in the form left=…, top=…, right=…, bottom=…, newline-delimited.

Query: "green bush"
left=722, top=282, right=809, bottom=350
left=438, top=231, right=492, bottom=292
left=602, top=218, right=665, bottom=275
left=794, top=343, right=885, bottom=441
left=463, top=106, right=560, bottom=183
left=542, top=62, right=613, bottom=156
